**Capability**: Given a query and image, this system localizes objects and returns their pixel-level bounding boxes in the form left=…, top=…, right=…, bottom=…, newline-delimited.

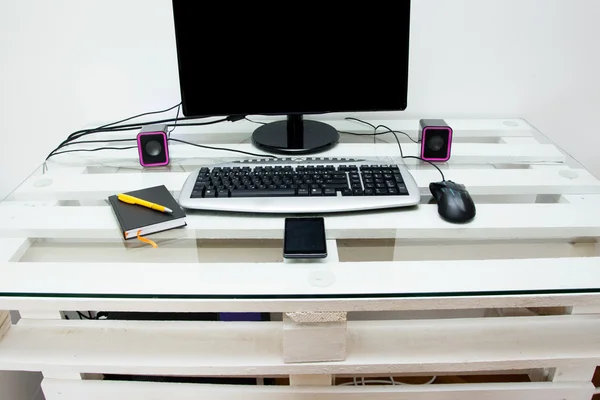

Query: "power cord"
left=47, top=117, right=230, bottom=161
left=335, top=376, right=436, bottom=386
left=168, top=103, right=182, bottom=137
left=245, top=116, right=267, bottom=125
left=44, top=111, right=276, bottom=167
left=241, top=116, right=446, bottom=181
left=65, top=102, right=181, bottom=142
left=343, top=117, right=446, bottom=181
left=169, top=138, right=276, bottom=159
left=47, top=101, right=243, bottom=161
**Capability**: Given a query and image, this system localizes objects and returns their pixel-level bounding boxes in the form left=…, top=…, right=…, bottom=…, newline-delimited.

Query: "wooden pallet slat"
left=9, top=167, right=600, bottom=201
left=44, top=142, right=565, bottom=165
left=0, top=203, right=598, bottom=240
left=1, top=316, right=599, bottom=376
left=40, top=379, right=594, bottom=400
left=0, top=238, right=31, bottom=262
left=0, top=257, right=599, bottom=298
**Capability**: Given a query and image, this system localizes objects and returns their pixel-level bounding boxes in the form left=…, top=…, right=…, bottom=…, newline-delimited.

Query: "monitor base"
left=251, top=115, right=339, bottom=155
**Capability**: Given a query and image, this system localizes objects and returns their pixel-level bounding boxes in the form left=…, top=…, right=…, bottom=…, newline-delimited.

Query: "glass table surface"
left=0, top=117, right=599, bottom=305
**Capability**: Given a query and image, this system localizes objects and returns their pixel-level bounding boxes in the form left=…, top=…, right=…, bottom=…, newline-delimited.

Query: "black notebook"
left=108, top=185, right=187, bottom=240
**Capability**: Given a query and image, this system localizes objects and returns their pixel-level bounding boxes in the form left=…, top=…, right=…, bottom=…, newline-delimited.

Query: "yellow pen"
left=117, top=194, right=173, bottom=214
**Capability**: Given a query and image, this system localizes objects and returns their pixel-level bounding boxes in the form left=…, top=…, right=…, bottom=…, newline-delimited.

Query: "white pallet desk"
left=1, top=118, right=600, bottom=400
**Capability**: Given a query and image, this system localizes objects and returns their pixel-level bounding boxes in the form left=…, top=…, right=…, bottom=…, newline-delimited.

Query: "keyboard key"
left=396, top=183, right=409, bottom=195
left=342, top=189, right=353, bottom=196
left=231, top=189, right=296, bottom=197
left=217, top=189, right=230, bottom=198
left=204, top=189, right=216, bottom=197
left=375, top=188, right=388, bottom=195
left=310, top=188, right=323, bottom=196
left=297, top=188, right=309, bottom=196
left=324, top=188, right=336, bottom=196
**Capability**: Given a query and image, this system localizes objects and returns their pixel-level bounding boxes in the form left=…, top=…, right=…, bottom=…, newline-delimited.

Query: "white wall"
left=0, top=0, right=599, bottom=198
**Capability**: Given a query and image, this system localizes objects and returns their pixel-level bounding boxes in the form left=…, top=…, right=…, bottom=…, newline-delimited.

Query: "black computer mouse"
left=429, top=180, right=476, bottom=223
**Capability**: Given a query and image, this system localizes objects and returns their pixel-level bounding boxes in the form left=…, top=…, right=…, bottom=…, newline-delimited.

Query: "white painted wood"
left=2, top=203, right=600, bottom=240
left=2, top=316, right=600, bottom=375
left=569, top=305, right=600, bottom=315
left=40, top=379, right=594, bottom=400
left=499, top=137, right=541, bottom=145
left=0, top=371, right=43, bottom=400
left=0, top=238, right=31, bottom=262
left=561, top=194, right=600, bottom=204
left=2, top=293, right=600, bottom=314
left=46, top=141, right=566, bottom=164
left=17, top=238, right=596, bottom=264
left=289, top=374, right=333, bottom=386
left=1, top=118, right=599, bottom=400
left=385, top=240, right=597, bottom=262
left=10, top=167, right=600, bottom=201
left=283, top=314, right=347, bottom=363
left=42, top=372, right=82, bottom=380
left=550, top=364, right=596, bottom=382
left=18, top=311, right=63, bottom=320
left=1, top=257, right=600, bottom=299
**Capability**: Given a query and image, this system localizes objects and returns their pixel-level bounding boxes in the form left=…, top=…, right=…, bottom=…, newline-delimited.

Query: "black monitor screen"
left=171, top=1, right=411, bottom=118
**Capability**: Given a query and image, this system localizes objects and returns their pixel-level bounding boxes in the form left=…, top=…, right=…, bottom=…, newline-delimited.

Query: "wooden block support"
left=289, top=374, right=332, bottom=386
left=283, top=313, right=347, bottom=363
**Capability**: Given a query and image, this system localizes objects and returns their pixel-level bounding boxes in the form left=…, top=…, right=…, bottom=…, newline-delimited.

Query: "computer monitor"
left=171, top=1, right=411, bottom=155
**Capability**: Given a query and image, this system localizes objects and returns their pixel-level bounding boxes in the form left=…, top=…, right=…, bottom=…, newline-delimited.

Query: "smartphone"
left=283, top=217, right=327, bottom=259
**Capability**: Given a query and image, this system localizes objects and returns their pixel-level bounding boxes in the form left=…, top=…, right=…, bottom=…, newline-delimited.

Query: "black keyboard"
left=178, top=158, right=421, bottom=213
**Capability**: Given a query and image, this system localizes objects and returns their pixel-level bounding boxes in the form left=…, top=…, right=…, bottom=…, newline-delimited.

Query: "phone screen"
left=284, top=217, right=327, bottom=258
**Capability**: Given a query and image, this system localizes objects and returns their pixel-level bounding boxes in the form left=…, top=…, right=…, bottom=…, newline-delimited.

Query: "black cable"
left=49, top=145, right=138, bottom=159
left=168, top=138, right=276, bottom=158
left=374, top=124, right=419, bottom=144
left=167, top=118, right=228, bottom=127
left=46, top=118, right=230, bottom=161
left=168, top=103, right=182, bottom=137
left=345, top=117, right=418, bottom=143
left=62, top=102, right=180, bottom=152
left=345, top=116, right=377, bottom=130
left=245, top=117, right=267, bottom=125
left=339, top=128, right=446, bottom=181
left=402, top=156, right=446, bottom=181
left=67, top=102, right=181, bottom=140
left=58, top=111, right=226, bottom=155
left=58, top=138, right=137, bottom=148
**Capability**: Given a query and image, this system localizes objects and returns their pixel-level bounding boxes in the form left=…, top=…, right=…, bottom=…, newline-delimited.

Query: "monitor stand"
left=251, top=114, right=339, bottom=155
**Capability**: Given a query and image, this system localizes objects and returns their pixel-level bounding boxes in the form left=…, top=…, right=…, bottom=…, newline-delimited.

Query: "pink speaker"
left=419, top=119, right=453, bottom=162
left=137, top=125, right=169, bottom=167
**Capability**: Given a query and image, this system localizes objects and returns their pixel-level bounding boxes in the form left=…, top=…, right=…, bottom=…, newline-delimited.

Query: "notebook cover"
left=108, top=185, right=186, bottom=239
